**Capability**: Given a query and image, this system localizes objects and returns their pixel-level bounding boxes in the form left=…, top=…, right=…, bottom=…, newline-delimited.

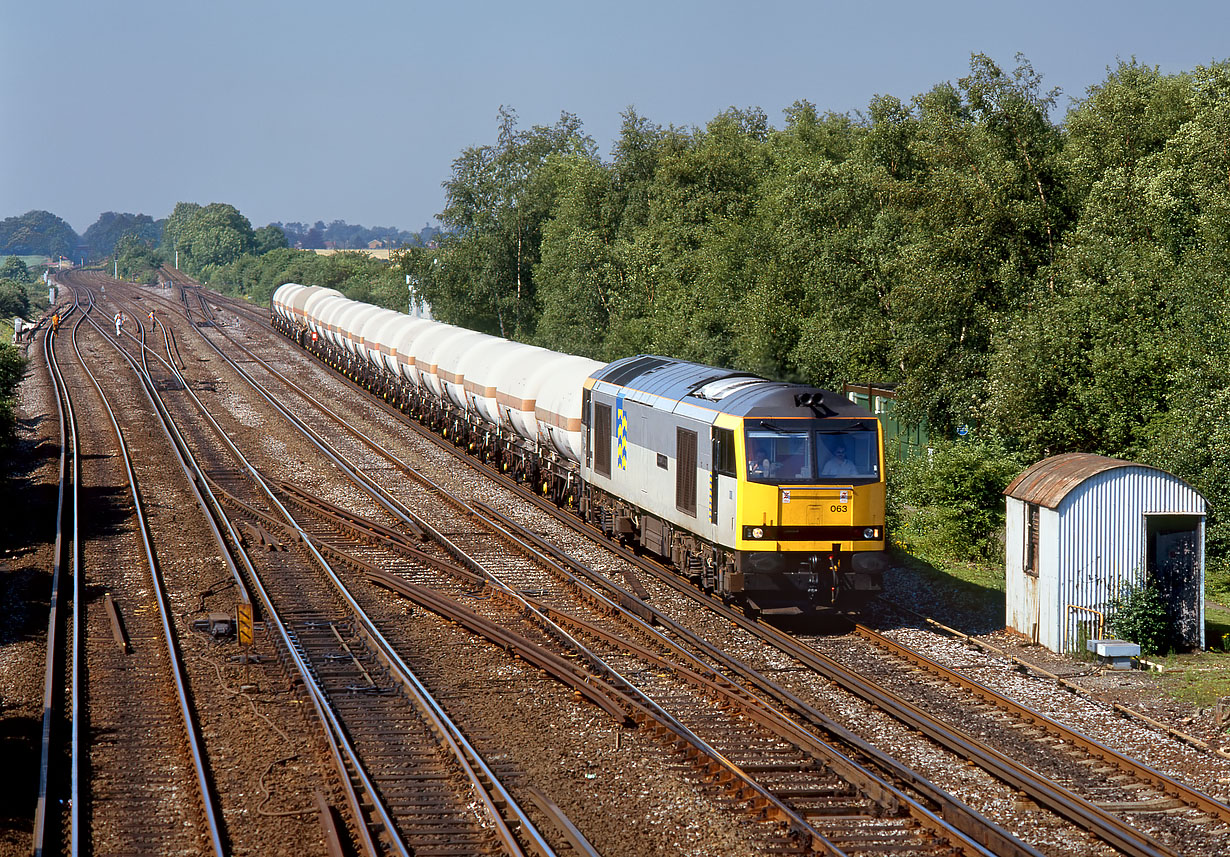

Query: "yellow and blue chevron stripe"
left=616, top=394, right=627, bottom=470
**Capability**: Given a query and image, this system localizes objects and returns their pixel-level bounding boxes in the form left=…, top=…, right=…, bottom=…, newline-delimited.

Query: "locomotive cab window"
left=815, top=431, right=877, bottom=480
left=745, top=422, right=878, bottom=484
left=712, top=427, right=736, bottom=477
left=746, top=427, right=811, bottom=482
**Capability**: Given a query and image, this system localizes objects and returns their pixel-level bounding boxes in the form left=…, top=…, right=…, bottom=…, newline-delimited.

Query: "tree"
left=888, top=434, right=1026, bottom=561
left=114, top=232, right=162, bottom=280
left=0, top=341, right=26, bottom=454
left=433, top=107, right=596, bottom=338
left=175, top=203, right=256, bottom=273
left=253, top=224, right=289, bottom=255
left=0, top=279, right=30, bottom=317
left=83, top=212, right=160, bottom=261
left=0, top=210, right=78, bottom=258
left=159, top=202, right=203, bottom=260
left=1108, top=581, right=1170, bottom=656
left=639, top=108, right=772, bottom=367
left=1062, top=59, right=1194, bottom=204
left=533, top=152, right=620, bottom=357
left=0, top=256, right=34, bottom=283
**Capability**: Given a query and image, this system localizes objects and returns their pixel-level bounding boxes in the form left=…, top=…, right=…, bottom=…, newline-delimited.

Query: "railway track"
left=32, top=270, right=1230, bottom=857
left=35, top=292, right=226, bottom=856
left=87, top=273, right=556, bottom=856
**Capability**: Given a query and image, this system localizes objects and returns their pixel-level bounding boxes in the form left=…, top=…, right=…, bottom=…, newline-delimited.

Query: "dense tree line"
left=0, top=257, right=37, bottom=324
left=204, top=246, right=405, bottom=309
left=0, top=207, right=435, bottom=267
left=394, top=55, right=1230, bottom=586
left=0, top=258, right=36, bottom=456
left=274, top=220, right=434, bottom=250
left=83, top=212, right=163, bottom=260
left=0, top=211, right=78, bottom=258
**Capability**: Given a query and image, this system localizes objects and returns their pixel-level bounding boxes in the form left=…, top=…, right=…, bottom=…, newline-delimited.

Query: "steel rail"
left=268, top=301, right=1198, bottom=857
left=182, top=337, right=551, bottom=857
left=65, top=290, right=229, bottom=857
left=853, top=624, right=1230, bottom=819
left=207, top=324, right=1022, bottom=857
left=201, top=305, right=1043, bottom=856
left=184, top=300, right=863, bottom=853
left=203, top=327, right=870, bottom=852
left=143, top=277, right=1170, bottom=850
left=113, top=300, right=537, bottom=857
left=234, top=474, right=1007, bottom=857
left=32, top=301, right=80, bottom=857
left=63, top=279, right=384, bottom=857
left=449, top=444, right=1187, bottom=857
left=472, top=502, right=1041, bottom=857
left=888, top=600, right=1230, bottom=761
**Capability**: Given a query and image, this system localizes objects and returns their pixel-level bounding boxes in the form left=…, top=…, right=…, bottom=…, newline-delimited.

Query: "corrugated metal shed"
left=1005, top=453, right=1140, bottom=509
left=1004, top=454, right=1206, bottom=654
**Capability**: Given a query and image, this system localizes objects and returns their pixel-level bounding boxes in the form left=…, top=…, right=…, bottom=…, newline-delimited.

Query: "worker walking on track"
left=51, top=313, right=60, bottom=332
left=115, top=312, right=123, bottom=336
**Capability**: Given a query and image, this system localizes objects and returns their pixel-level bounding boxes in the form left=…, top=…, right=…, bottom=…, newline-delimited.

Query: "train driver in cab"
left=821, top=439, right=858, bottom=477
left=748, top=440, right=774, bottom=477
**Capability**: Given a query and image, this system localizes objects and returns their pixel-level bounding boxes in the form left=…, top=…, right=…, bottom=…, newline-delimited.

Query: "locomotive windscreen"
left=745, top=423, right=878, bottom=483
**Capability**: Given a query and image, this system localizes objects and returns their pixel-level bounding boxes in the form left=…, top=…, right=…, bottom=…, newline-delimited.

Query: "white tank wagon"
left=405, top=323, right=463, bottom=398
left=271, top=287, right=601, bottom=500
left=271, top=283, right=307, bottom=324
left=315, top=295, right=354, bottom=348
left=434, top=328, right=498, bottom=409
left=272, top=284, right=342, bottom=329
left=360, top=309, right=408, bottom=376
left=303, top=292, right=346, bottom=342
left=456, top=338, right=537, bottom=426
left=535, top=355, right=603, bottom=462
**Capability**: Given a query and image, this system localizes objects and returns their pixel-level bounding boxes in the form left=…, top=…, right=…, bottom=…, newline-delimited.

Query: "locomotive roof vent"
left=690, top=374, right=768, bottom=401
left=602, top=355, right=673, bottom=386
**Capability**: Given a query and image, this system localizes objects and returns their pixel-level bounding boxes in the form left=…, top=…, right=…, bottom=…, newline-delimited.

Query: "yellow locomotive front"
left=732, top=414, right=888, bottom=613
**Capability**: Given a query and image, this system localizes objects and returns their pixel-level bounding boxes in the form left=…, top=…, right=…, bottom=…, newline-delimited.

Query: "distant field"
left=2, top=254, right=52, bottom=269
left=311, top=248, right=392, bottom=260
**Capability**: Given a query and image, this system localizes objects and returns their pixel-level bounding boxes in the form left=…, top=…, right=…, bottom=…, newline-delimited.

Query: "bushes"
left=0, top=278, right=31, bottom=318
left=887, top=435, right=1026, bottom=563
left=1108, top=581, right=1170, bottom=656
left=0, top=342, right=27, bottom=456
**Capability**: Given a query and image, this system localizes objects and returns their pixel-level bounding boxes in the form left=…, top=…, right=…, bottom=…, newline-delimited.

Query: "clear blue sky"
left=3, top=1, right=1227, bottom=236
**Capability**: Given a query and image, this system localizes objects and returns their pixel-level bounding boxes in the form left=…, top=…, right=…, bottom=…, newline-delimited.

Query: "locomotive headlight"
left=751, top=527, right=764, bottom=539
left=863, top=527, right=878, bottom=539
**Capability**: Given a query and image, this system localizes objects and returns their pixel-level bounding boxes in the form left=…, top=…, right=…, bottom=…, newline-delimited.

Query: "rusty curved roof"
left=1004, top=453, right=1153, bottom=509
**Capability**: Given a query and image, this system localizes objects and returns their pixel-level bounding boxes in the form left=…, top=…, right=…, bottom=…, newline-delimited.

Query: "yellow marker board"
left=237, top=601, right=253, bottom=646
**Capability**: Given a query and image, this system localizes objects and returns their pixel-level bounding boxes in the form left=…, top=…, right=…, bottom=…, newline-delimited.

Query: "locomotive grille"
left=676, top=428, right=697, bottom=517
left=594, top=403, right=612, bottom=476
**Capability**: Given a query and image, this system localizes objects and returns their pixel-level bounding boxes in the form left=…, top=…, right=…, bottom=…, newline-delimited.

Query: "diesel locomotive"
left=272, top=283, right=888, bottom=614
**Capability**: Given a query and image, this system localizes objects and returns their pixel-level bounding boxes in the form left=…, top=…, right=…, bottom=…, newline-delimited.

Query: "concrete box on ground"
left=1086, top=638, right=1140, bottom=670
